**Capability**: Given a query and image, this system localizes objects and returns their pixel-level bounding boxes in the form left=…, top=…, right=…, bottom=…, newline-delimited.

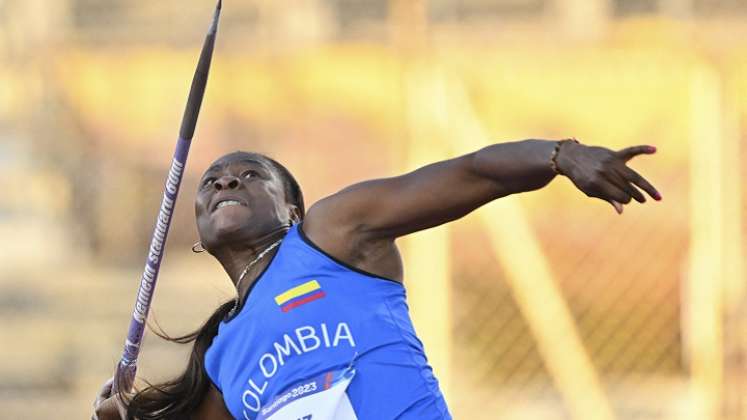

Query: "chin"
left=202, top=217, right=251, bottom=247
left=213, top=223, right=246, bottom=239
left=210, top=221, right=285, bottom=249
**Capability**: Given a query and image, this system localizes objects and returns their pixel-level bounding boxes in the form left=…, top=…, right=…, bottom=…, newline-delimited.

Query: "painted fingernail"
left=648, top=146, right=657, bottom=153
left=654, top=192, right=662, bottom=201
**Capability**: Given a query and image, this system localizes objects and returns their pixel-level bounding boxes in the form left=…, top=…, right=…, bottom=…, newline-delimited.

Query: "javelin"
left=113, top=0, right=222, bottom=393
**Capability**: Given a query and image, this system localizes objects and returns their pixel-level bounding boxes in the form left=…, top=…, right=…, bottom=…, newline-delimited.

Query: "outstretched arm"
left=306, top=139, right=660, bottom=242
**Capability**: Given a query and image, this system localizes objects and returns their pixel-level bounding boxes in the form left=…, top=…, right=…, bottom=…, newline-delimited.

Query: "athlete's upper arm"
left=305, top=152, right=502, bottom=243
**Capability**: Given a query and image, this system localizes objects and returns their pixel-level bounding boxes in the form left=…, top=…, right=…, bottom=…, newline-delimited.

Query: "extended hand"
left=555, top=142, right=661, bottom=214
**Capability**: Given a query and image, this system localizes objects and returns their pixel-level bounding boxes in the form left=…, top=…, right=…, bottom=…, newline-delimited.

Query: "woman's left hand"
left=555, top=141, right=661, bottom=214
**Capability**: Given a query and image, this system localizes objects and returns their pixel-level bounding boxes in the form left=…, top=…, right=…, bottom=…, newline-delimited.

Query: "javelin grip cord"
left=113, top=0, right=222, bottom=393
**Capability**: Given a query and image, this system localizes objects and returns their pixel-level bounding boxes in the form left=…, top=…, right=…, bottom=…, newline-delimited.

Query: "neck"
left=212, top=224, right=291, bottom=288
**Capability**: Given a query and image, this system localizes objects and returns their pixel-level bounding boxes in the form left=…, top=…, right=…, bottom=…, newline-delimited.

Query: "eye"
left=200, top=177, right=215, bottom=189
left=241, top=170, right=259, bottom=179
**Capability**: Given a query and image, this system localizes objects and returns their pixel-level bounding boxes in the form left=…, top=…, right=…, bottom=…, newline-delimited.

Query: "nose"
left=214, top=175, right=240, bottom=191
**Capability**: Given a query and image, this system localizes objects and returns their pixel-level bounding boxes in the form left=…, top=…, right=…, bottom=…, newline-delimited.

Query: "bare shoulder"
left=303, top=196, right=404, bottom=283
left=192, top=384, right=233, bottom=420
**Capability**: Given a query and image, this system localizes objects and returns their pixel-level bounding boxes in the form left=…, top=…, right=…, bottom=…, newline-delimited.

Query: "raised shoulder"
left=302, top=196, right=404, bottom=283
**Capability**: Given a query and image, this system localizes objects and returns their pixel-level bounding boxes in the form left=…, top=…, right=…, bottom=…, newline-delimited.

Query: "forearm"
left=471, top=139, right=559, bottom=196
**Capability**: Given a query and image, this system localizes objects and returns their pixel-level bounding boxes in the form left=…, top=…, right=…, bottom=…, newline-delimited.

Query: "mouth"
left=211, top=198, right=247, bottom=213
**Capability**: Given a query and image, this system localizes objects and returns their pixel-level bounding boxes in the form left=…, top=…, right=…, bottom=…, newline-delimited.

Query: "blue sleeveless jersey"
left=205, top=225, right=451, bottom=420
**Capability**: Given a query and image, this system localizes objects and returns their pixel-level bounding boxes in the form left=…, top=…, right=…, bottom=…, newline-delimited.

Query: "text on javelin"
left=133, top=157, right=184, bottom=324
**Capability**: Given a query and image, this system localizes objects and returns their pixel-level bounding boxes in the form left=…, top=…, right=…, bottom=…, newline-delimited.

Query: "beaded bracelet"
left=550, top=137, right=580, bottom=175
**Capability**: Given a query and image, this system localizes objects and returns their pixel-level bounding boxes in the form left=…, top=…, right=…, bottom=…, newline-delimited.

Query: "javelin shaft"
left=114, top=0, right=222, bottom=393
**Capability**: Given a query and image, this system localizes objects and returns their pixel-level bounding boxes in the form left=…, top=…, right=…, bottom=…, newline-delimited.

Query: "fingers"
left=620, top=166, right=662, bottom=201
left=617, top=145, right=657, bottom=162
left=95, top=377, right=115, bottom=407
left=94, top=395, right=127, bottom=420
left=568, top=143, right=661, bottom=213
left=584, top=176, right=631, bottom=214
left=604, top=170, right=646, bottom=203
left=609, top=200, right=624, bottom=215
left=599, top=181, right=632, bottom=206
left=116, top=394, right=129, bottom=419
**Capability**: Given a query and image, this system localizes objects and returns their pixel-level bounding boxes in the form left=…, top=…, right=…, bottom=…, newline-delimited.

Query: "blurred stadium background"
left=1, top=0, right=745, bottom=419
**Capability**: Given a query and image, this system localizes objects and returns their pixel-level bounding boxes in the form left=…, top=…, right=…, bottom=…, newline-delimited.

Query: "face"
left=195, top=152, right=297, bottom=251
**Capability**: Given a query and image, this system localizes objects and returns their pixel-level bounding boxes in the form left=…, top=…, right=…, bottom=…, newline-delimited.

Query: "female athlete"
left=93, top=139, right=660, bottom=419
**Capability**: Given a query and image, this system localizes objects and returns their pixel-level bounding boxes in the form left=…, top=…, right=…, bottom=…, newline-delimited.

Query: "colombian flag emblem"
left=274, top=280, right=325, bottom=312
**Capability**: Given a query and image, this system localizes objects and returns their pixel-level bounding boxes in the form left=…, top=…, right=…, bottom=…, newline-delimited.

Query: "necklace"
left=227, top=239, right=283, bottom=318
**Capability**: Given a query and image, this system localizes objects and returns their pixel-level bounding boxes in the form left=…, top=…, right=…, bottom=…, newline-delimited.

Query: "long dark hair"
left=124, top=153, right=304, bottom=419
